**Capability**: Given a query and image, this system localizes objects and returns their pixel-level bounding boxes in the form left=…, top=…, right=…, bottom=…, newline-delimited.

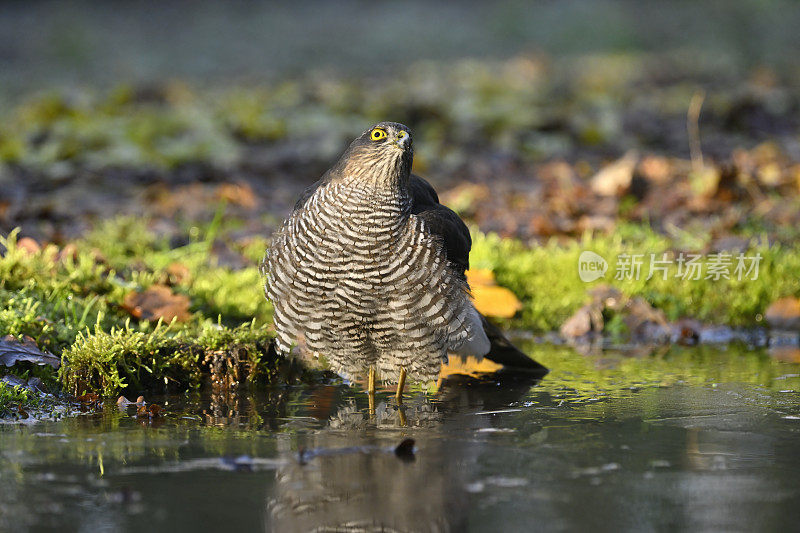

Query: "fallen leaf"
left=56, top=243, right=78, bottom=262
left=465, top=269, right=496, bottom=287
left=76, top=393, right=99, bottom=404
left=0, top=335, right=61, bottom=369
left=16, top=237, right=41, bottom=255
left=137, top=404, right=162, bottom=418
left=216, top=182, right=257, bottom=209
left=122, top=284, right=191, bottom=322
left=769, top=346, right=800, bottom=363
left=674, top=318, right=702, bottom=345
left=560, top=304, right=597, bottom=338
left=439, top=183, right=490, bottom=215
left=757, top=161, right=783, bottom=187
left=165, top=262, right=191, bottom=285
left=466, top=269, right=523, bottom=318
left=439, top=355, right=503, bottom=380
left=590, top=151, right=638, bottom=196
left=1, top=374, right=28, bottom=388
left=765, top=297, right=800, bottom=330
left=17, top=405, right=29, bottom=419
left=638, top=155, right=672, bottom=184
left=471, top=285, right=523, bottom=318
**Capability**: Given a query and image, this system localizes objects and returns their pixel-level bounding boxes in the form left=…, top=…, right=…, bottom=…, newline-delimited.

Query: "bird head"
left=333, top=122, right=414, bottom=187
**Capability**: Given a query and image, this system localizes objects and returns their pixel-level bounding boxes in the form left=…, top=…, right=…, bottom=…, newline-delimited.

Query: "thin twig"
left=687, top=89, right=706, bottom=174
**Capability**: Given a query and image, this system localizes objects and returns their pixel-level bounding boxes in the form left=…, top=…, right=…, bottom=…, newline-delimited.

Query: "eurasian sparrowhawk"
left=262, top=122, right=546, bottom=395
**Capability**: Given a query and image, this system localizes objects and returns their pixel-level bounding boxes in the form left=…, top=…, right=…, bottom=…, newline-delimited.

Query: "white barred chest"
left=267, top=182, right=471, bottom=369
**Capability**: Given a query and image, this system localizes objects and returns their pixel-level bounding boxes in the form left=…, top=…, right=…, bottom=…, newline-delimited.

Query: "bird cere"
left=262, top=122, right=546, bottom=401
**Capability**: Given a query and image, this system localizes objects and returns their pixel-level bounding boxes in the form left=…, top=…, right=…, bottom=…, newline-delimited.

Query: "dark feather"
left=293, top=176, right=327, bottom=211
left=479, top=315, right=548, bottom=374
left=409, top=174, right=471, bottom=277
left=409, top=175, right=546, bottom=374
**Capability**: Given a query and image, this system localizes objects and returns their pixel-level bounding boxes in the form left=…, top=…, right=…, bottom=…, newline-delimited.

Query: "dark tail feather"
left=480, top=314, right=548, bottom=376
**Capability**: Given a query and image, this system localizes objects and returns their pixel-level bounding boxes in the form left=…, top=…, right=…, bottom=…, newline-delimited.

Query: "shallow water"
left=2, top=344, right=800, bottom=532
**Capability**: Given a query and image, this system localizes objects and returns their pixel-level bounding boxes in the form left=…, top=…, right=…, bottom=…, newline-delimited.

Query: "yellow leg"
left=395, top=366, right=406, bottom=405
left=368, top=366, right=376, bottom=415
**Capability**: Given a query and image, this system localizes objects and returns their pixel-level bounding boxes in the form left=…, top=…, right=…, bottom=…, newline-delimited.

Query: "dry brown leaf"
left=439, top=183, right=490, bottom=215
left=16, top=237, right=41, bottom=255
left=769, top=346, right=800, bottom=363
left=137, top=404, right=163, bottom=418
left=165, top=262, right=192, bottom=285
left=590, top=151, right=638, bottom=196
left=76, top=393, right=99, bottom=404
left=560, top=304, right=596, bottom=338
left=56, top=243, right=79, bottom=262
left=122, top=284, right=191, bottom=322
left=216, top=182, right=257, bottom=209
left=638, top=155, right=672, bottom=184
left=0, top=335, right=61, bottom=369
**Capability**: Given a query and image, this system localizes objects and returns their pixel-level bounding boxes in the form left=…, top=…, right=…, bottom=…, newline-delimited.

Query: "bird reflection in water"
left=268, top=361, right=543, bottom=532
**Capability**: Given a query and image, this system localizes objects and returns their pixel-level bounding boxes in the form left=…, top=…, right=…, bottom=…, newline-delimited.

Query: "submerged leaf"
left=137, top=403, right=162, bottom=418
left=76, top=393, right=99, bottom=404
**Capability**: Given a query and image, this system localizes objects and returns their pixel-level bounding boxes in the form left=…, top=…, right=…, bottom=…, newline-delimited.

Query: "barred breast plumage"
left=262, top=122, right=546, bottom=386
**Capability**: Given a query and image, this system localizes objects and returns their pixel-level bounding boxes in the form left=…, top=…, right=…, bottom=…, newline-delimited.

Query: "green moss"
left=0, top=381, right=41, bottom=417
left=2, top=215, right=799, bottom=400
left=1, top=219, right=279, bottom=398
left=58, top=320, right=275, bottom=396
left=472, top=223, right=800, bottom=331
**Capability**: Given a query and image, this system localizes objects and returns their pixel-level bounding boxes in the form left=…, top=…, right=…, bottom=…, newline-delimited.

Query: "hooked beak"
left=393, top=130, right=411, bottom=151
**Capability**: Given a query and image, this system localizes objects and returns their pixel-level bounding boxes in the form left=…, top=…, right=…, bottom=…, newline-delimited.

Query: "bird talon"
left=395, top=367, right=406, bottom=405
left=368, top=366, right=376, bottom=415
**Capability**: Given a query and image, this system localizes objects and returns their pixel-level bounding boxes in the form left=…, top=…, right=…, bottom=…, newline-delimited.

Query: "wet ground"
left=2, top=343, right=799, bottom=532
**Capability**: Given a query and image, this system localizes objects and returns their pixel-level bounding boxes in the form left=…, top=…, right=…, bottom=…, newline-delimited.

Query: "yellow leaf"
left=440, top=356, right=503, bottom=380
left=471, top=285, right=523, bottom=318
left=466, top=268, right=522, bottom=318
left=465, top=268, right=496, bottom=287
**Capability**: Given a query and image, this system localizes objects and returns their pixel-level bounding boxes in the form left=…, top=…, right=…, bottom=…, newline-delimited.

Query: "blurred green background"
left=2, top=0, right=800, bottom=94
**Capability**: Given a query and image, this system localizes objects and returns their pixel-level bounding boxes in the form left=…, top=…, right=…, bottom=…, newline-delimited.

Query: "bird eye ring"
left=370, top=128, right=387, bottom=141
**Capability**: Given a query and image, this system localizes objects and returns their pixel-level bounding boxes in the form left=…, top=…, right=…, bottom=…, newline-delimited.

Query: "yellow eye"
left=370, top=128, right=387, bottom=141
